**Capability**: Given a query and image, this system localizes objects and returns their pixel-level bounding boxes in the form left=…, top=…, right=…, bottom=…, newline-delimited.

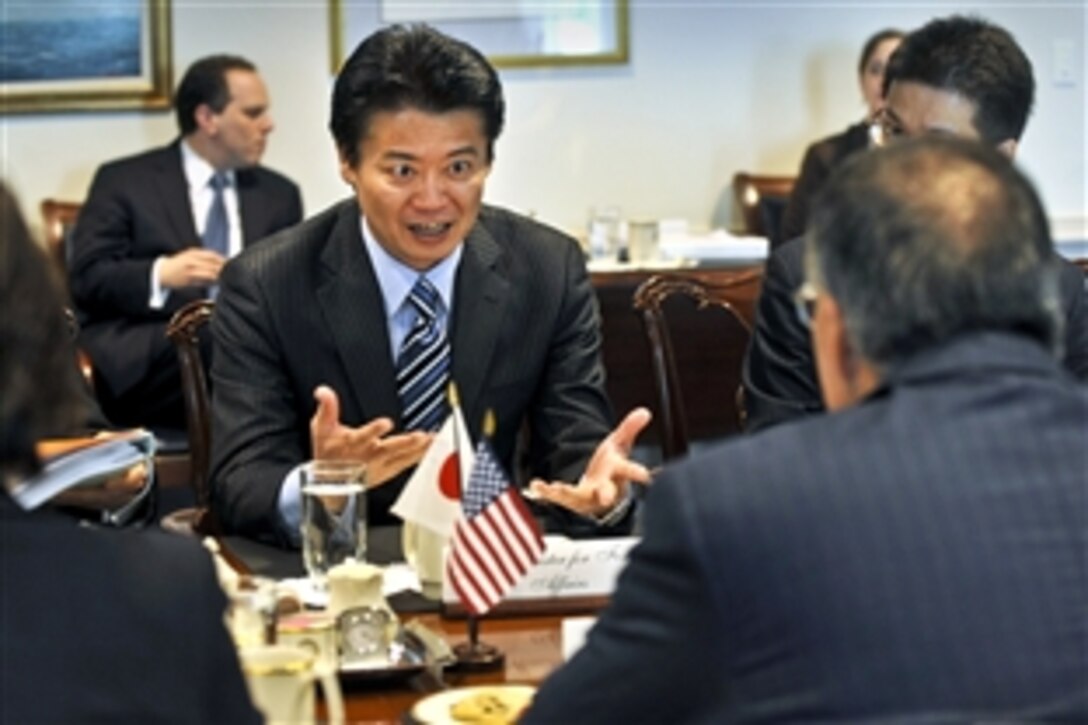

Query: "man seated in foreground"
left=209, top=24, right=650, bottom=547
left=0, top=183, right=259, bottom=723
left=524, top=137, right=1088, bottom=722
left=743, top=15, right=1088, bottom=432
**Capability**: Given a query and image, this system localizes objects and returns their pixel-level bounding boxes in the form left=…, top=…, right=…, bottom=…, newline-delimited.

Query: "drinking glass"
left=300, top=461, right=367, bottom=588
left=587, top=205, right=622, bottom=260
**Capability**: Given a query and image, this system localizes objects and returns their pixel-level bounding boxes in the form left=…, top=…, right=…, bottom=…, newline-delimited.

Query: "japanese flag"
left=391, top=406, right=475, bottom=538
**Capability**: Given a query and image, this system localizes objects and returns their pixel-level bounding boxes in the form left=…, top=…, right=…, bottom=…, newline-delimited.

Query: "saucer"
left=410, top=684, right=536, bottom=724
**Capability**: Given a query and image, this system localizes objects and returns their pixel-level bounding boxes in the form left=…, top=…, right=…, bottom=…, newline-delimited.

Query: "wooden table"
left=222, top=533, right=597, bottom=724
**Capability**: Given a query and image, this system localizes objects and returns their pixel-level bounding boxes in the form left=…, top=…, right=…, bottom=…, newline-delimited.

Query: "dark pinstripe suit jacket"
left=70, top=141, right=302, bottom=403
left=743, top=235, right=1088, bottom=432
left=528, top=332, right=1088, bottom=724
left=209, top=200, right=614, bottom=542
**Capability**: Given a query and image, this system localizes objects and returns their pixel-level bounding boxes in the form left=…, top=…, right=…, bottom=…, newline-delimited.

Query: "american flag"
left=446, top=441, right=545, bottom=616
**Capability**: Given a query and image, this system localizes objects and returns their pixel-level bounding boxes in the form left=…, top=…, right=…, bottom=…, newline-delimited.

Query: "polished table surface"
left=222, top=529, right=596, bottom=724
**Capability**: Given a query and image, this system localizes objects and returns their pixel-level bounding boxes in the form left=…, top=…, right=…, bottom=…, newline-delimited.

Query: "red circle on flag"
left=439, top=453, right=461, bottom=500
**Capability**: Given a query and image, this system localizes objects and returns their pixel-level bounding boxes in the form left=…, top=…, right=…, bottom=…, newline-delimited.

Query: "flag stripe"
left=453, top=527, right=502, bottom=613
left=446, top=441, right=545, bottom=616
left=503, top=493, right=545, bottom=555
left=456, top=519, right=506, bottom=598
left=447, top=540, right=491, bottom=614
left=494, top=494, right=542, bottom=570
left=472, top=510, right=521, bottom=585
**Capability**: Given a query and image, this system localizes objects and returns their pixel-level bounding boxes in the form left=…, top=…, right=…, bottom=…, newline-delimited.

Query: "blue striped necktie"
left=396, top=277, right=451, bottom=431
left=203, top=172, right=229, bottom=256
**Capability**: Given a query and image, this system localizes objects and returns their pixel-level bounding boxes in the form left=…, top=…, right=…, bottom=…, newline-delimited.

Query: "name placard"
left=441, top=536, right=638, bottom=612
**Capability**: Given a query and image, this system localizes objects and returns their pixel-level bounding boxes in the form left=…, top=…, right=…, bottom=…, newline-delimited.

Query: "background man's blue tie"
left=396, top=277, right=451, bottom=432
left=203, top=172, right=229, bottom=257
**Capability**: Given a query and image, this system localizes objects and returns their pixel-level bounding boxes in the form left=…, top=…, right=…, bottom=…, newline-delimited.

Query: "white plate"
left=410, top=684, right=536, bottom=724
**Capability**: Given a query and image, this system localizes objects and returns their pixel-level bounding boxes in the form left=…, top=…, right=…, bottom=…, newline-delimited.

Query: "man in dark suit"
left=70, top=54, right=302, bottom=429
left=526, top=137, right=1088, bottom=723
left=744, top=15, right=1088, bottom=432
left=0, top=182, right=259, bottom=724
left=210, top=26, right=651, bottom=545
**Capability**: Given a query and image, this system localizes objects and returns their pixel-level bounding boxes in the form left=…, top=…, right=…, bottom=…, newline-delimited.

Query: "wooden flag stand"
left=451, top=615, right=505, bottom=671
left=449, top=403, right=505, bottom=672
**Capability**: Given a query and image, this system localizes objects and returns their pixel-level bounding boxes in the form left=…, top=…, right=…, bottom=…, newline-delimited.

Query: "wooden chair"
left=160, top=299, right=217, bottom=536
left=731, top=173, right=795, bottom=245
left=44, top=198, right=194, bottom=500
left=633, top=269, right=763, bottom=461
left=40, top=199, right=82, bottom=282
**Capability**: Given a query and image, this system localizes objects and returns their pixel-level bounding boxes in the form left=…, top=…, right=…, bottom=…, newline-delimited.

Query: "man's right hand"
left=309, top=385, right=432, bottom=488
left=157, top=248, right=226, bottom=289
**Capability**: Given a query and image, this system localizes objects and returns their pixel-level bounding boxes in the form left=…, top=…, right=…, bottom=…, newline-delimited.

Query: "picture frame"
left=0, top=0, right=172, bottom=115
left=329, top=0, right=629, bottom=73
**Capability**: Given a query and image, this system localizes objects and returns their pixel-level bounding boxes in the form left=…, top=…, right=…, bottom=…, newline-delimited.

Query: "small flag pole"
left=451, top=409, right=505, bottom=671
left=447, top=382, right=461, bottom=445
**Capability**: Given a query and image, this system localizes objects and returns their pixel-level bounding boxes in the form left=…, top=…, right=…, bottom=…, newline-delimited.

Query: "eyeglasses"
left=793, top=281, right=820, bottom=328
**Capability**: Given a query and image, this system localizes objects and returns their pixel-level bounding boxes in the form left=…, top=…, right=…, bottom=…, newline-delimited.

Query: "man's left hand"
left=528, top=407, right=653, bottom=518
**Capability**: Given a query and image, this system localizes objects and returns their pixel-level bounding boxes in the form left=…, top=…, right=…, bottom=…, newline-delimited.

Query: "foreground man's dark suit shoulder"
left=69, top=142, right=302, bottom=422
left=0, top=495, right=260, bottom=723
left=527, top=332, right=1088, bottom=723
left=210, top=200, right=613, bottom=541
left=743, top=235, right=1088, bottom=432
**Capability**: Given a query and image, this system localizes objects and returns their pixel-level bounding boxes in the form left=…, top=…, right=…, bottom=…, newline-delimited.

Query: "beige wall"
left=2, top=1, right=1084, bottom=241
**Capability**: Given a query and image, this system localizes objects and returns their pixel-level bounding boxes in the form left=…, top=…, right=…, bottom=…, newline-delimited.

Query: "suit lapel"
left=451, top=223, right=509, bottom=426
left=155, top=142, right=199, bottom=249
left=314, top=204, right=400, bottom=423
left=236, top=170, right=264, bottom=246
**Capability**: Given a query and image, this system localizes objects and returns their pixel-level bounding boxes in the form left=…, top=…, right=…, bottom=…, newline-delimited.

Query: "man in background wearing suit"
left=70, top=54, right=302, bottom=429
left=526, top=136, right=1088, bottom=723
left=0, top=182, right=260, bottom=724
left=210, top=25, right=650, bottom=545
left=743, top=15, right=1088, bottom=432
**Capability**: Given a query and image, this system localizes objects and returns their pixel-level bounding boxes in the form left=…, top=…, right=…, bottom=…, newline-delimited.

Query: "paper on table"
left=12, top=429, right=155, bottom=510
left=586, top=257, right=694, bottom=273
left=658, top=228, right=768, bottom=262
left=562, top=616, right=597, bottom=660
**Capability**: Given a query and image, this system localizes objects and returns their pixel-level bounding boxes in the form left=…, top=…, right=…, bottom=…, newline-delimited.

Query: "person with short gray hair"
left=525, top=136, right=1088, bottom=722
left=805, top=137, right=1062, bottom=375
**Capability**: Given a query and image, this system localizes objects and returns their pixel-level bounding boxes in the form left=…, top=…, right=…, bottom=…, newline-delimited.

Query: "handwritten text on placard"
left=442, top=536, right=637, bottom=603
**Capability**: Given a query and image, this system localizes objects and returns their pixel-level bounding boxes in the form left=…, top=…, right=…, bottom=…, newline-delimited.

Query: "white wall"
left=2, top=0, right=1084, bottom=241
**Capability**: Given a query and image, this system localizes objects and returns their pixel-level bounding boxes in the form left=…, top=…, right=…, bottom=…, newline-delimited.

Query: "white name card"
left=442, top=536, right=637, bottom=604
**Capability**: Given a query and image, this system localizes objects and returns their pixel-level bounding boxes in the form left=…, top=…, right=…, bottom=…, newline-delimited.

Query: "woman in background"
left=778, top=28, right=904, bottom=246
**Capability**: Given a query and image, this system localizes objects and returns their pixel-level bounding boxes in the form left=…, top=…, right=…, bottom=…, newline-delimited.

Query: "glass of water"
left=300, top=461, right=367, bottom=588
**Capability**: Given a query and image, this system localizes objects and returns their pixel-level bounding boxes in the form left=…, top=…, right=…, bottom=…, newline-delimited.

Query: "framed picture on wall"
left=0, top=0, right=172, bottom=114
left=329, top=0, right=628, bottom=72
